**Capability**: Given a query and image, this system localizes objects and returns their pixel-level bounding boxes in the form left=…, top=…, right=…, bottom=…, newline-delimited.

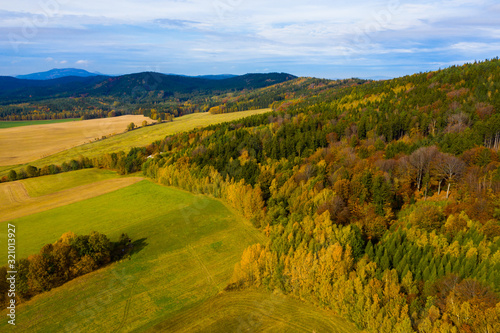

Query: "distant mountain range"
left=15, top=68, right=102, bottom=80
left=14, top=68, right=239, bottom=81
left=0, top=71, right=296, bottom=104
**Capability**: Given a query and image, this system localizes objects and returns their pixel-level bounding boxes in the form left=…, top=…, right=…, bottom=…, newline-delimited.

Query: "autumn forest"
left=2, top=59, right=500, bottom=332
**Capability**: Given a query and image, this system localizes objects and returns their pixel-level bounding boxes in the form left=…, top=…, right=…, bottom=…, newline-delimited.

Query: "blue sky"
left=1, top=0, right=500, bottom=79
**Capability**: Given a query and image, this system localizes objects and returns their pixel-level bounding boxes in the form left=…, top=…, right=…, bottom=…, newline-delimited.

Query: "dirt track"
left=0, top=177, right=144, bottom=222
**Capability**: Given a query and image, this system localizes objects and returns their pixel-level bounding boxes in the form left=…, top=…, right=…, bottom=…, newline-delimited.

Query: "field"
left=0, top=171, right=357, bottom=332
left=151, top=289, right=358, bottom=332
left=0, top=115, right=153, bottom=166
left=20, top=168, right=121, bottom=197
left=0, top=176, right=143, bottom=223
left=0, top=109, right=272, bottom=176
left=0, top=118, right=79, bottom=129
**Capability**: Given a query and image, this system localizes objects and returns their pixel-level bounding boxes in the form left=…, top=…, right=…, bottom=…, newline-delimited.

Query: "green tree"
left=127, top=122, right=136, bottom=131
left=7, top=170, right=17, bottom=181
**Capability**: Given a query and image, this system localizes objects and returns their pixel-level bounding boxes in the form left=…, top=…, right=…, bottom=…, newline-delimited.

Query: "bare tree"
left=433, top=153, right=466, bottom=198
left=408, top=146, right=439, bottom=190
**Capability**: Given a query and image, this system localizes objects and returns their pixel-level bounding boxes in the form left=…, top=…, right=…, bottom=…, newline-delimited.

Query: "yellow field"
left=0, top=109, right=272, bottom=176
left=0, top=115, right=153, bottom=166
left=0, top=176, right=143, bottom=222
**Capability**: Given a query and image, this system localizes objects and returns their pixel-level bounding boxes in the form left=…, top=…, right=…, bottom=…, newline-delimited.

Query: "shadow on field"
left=130, top=238, right=148, bottom=257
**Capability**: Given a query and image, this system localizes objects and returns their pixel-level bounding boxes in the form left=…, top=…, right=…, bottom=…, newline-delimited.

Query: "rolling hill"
left=0, top=72, right=296, bottom=105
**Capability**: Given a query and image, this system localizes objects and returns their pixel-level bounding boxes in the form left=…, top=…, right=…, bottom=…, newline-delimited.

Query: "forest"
left=0, top=72, right=296, bottom=121
left=3, top=59, right=500, bottom=332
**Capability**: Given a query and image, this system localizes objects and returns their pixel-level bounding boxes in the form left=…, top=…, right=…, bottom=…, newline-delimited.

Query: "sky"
left=1, top=0, right=500, bottom=79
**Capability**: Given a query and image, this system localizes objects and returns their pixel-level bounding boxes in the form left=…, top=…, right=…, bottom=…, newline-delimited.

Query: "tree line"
left=0, top=232, right=133, bottom=308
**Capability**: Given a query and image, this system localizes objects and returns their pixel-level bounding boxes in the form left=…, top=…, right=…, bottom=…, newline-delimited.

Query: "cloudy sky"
left=1, top=0, right=499, bottom=78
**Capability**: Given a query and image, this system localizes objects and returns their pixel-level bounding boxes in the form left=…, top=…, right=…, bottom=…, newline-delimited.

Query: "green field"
left=20, top=168, right=121, bottom=197
left=0, top=118, right=79, bottom=128
left=0, top=176, right=357, bottom=332
left=0, top=109, right=272, bottom=177
left=151, top=289, right=358, bottom=332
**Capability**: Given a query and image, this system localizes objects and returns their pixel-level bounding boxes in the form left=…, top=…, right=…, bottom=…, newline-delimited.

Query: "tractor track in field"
left=0, top=177, right=144, bottom=222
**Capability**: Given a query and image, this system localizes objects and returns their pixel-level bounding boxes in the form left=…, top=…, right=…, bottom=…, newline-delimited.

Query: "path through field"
left=0, top=177, right=143, bottom=222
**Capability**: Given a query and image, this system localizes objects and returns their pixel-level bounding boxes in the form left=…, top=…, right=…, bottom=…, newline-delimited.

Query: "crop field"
left=0, top=109, right=272, bottom=176
left=0, top=173, right=356, bottom=332
left=0, top=115, right=153, bottom=166
left=0, top=118, right=79, bottom=129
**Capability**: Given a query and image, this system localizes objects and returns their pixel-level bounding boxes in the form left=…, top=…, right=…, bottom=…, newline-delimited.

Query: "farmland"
left=0, top=118, right=79, bottom=129
left=0, top=115, right=153, bottom=166
left=0, top=109, right=272, bottom=176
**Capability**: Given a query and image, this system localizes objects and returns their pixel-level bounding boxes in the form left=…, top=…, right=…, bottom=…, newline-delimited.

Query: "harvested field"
left=0, top=115, right=153, bottom=166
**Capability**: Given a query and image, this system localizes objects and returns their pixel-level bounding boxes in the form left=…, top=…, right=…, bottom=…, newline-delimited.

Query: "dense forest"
left=0, top=73, right=296, bottom=121
left=3, top=59, right=500, bottom=332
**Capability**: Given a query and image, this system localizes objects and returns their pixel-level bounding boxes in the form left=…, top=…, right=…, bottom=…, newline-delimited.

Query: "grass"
left=0, top=109, right=272, bottom=177
left=0, top=180, right=265, bottom=332
left=0, top=177, right=144, bottom=223
left=0, top=118, right=79, bottom=129
left=149, top=289, right=359, bottom=333
left=0, top=115, right=153, bottom=166
left=20, top=168, right=120, bottom=197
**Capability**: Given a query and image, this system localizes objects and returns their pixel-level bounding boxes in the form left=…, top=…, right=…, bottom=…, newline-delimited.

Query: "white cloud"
left=1, top=0, right=499, bottom=77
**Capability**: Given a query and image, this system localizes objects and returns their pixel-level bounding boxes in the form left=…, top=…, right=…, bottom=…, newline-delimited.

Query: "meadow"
left=0, top=170, right=356, bottom=332
left=0, top=118, right=79, bottom=129
left=0, top=109, right=272, bottom=176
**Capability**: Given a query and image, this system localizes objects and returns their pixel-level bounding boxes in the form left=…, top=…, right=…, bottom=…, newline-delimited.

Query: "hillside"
left=135, top=59, right=500, bottom=332
left=0, top=72, right=296, bottom=107
left=0, top=171, right=356, bottom=332
left=1, top=59, right=499, bottom=332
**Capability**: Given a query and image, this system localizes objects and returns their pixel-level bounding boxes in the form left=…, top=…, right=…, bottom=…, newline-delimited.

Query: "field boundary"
left=0, top=177, right=144, bottom=222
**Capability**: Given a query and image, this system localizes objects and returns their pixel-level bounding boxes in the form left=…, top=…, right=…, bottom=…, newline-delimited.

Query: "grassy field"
left=0, top=176, right=143, bottom=223
left=0, top=115, right=153, bottom=166
left=0, top=175, right=357, bottom=333
left=150, top=289, right=359, bottom=333
left=0, top=109, right=272, bottom=177
left=0, top=118, right=79, bottom=129
left=0, top=180, right=264, bottom=332
left=20, top=168, right=121, bottom=197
